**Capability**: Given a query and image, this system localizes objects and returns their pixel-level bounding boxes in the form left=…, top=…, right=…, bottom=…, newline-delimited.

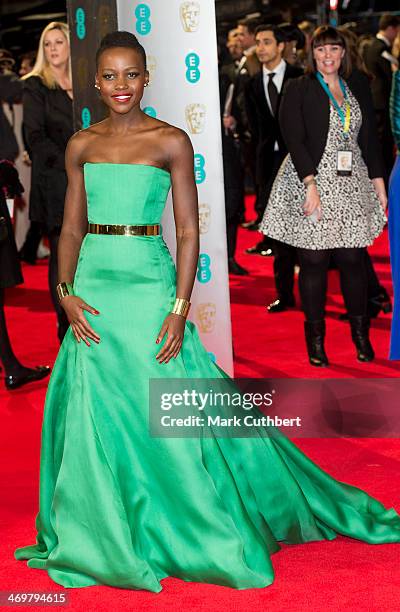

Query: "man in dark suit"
left=245, top=24, right=302, bottom=312
left=364, top=13, right=400, bottom=185
left=237, top=17, right=261, bottom=78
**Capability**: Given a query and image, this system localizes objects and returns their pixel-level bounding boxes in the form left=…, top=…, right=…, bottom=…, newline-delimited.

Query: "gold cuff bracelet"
left=171, top=297, right=191, bottom=318
left=56, top=282, right=74, bottom=303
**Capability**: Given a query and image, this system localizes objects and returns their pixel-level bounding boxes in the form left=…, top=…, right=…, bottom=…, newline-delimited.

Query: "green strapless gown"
left=14, top=164, right=400, bottom=591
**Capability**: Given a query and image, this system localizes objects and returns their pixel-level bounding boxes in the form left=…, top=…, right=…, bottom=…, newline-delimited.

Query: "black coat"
left=22, top=75, right=73, bottom=232
left=363, top=37, right=393, bottom=111
left=0, top=73, right=22, bottom=161
left=244, top=63, right=303, bottom=184
left=278, top=70, right=384, bottom=182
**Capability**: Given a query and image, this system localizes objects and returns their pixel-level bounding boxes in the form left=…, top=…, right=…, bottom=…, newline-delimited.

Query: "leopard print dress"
left=260, top=84, right=386, bottom=249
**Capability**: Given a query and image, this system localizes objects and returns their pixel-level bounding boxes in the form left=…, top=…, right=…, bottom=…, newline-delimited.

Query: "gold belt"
left=88, top=223, right=160, bottom=236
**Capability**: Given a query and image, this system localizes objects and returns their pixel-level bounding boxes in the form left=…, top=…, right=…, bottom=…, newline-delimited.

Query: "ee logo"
left=81, top=107, right=91, bottom=128
left=185, top=53, right=200, bottom=83
left=197, top=253, right=211, bottom=283
left=76, top=7, right=86, bottom=40
left=208, top=352, right=216, bottom=363
left=194, top=154, right=206, bottom=184
left=135, top=4, right=151, bottom=35
left=143, top=106, right=157, bottom=117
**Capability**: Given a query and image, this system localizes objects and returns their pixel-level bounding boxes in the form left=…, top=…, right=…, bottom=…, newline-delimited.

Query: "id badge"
left=337, top=150, right=352, bottom=176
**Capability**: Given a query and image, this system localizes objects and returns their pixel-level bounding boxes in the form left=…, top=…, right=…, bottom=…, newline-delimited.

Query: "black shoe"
left=348, top=315, right=374, bottom=362
left=304, top=320, right=329, bottom=367
left=241, top=220, right=259, bottom=230
left=245, top=241, right=273, bottom=256
left=5, top=365, right=51, bottom=390
left=267, top=297, right=295, bottom=313
left=367, top=286, right=392, bottom=319
left=228, top=258, right=249, bottom=276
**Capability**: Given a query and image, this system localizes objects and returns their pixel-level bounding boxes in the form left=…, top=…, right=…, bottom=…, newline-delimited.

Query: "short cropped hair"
left=379, top=14, right=400, bottom=31
left=254, top=24, right=286, bottom=46
left=278, top=23, right=306, bottom=50
left=96, top=30, right=147, bottom=70
left=237, top=17, right=259, bottom=35
left=307, top=25, right=352, bottom=79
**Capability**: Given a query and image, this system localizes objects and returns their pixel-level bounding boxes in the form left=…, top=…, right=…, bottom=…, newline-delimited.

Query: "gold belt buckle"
left=88, top=223, right=160, bottom=236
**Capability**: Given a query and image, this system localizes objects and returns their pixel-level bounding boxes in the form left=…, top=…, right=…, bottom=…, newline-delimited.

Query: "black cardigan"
left=278, top=70, right=384, bottom=181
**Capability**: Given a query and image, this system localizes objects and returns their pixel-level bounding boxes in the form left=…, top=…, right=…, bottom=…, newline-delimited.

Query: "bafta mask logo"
left=180, top=1, right=200, bottom=32
left=198, top=203, right=210, bottom=234
left=147, top=55, right=156, bottom=85
left=197, top=303, right=216, bottom=333
left=185, top=103, right=206, bottom=134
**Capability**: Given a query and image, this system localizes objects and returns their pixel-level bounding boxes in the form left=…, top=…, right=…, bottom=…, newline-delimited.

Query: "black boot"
left=304, top=320, right=329, bottom=367
left=367, top=285, right=392, bottom=318
left=348, top=315, right=374, bottom=362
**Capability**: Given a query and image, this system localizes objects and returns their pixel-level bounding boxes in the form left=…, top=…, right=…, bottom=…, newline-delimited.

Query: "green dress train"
left=14, top=163, right=400, bottom=591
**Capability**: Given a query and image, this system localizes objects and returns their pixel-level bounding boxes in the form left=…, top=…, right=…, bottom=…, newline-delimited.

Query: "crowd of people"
left=219, top=13, right=400, bottom=366
left=0, top=13, right=399, bottom=388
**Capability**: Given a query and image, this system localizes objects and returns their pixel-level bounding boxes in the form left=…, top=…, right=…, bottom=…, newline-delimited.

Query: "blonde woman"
left=22, top=22, right=74, bottom=342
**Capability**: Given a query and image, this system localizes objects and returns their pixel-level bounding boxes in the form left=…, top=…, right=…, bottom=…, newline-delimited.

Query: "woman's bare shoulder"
left=66, top=120, right=109, bottom=162
left=152, top=120, right=192, bottom=154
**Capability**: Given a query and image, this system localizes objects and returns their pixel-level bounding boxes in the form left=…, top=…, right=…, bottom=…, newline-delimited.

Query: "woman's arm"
left=279, top=78, right=317, bottom=181
left=279, top=79, right=323, bottom=218
left=22, top=77, right=66, bottom=170
left=57, top=133, right=87, bottom=283
left=349, top=71, right=387, bottom=210
left=155, top=128, right=199, bottom=364
left=58, top=133, right=100, bottom=346
left=350, top=70, right=385, bottom=181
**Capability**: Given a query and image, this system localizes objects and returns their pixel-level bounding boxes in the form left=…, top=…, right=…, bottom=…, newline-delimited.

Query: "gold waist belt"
left=88, top=223, right=160, bottom=236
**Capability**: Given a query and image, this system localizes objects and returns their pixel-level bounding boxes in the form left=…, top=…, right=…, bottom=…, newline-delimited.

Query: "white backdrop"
left=117, top=0, right=233, bottom=374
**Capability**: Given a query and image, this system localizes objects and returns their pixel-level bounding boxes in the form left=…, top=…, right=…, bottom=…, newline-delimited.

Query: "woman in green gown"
left=14, top=31, right=400, bottom=592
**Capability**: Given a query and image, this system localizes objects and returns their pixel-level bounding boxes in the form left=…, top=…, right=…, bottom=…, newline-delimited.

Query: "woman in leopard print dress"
left=260, top=26, right=387, bottom=367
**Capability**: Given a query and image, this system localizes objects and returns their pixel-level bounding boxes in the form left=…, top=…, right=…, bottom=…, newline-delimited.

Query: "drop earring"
left=95, top=83, right=100, bottom=90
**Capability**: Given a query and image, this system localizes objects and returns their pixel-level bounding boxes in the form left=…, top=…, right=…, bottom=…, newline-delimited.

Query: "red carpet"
left=1, top=202, right=399, bottom=610
left=232, top=197, right=399, bottom=378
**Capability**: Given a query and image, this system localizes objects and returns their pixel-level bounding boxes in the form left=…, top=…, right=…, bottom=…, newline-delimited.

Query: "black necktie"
left=267, top=73, right=278, bottom=117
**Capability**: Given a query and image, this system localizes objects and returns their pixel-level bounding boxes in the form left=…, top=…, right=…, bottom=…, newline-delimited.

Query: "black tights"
left=0, top=288, right=23, bottom=376
left=297, top=247, right=367, bottom=321
left=48, top=230, right=69, bottom=343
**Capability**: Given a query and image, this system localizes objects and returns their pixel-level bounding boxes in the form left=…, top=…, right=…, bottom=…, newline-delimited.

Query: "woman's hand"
left=61, top=295, right=100, bottom=346
left=377, top=191, right=388, bottom=212
left=303, top=183, right=322, bottom=220
left=222, top=115, right=237, bottom=132
left=155, top=313, right=186, bottom=364
left=372, top=178, right=388, bottom=212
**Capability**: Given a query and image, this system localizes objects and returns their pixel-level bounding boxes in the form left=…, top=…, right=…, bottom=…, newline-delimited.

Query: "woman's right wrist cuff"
left=171, top=297, right=191, bottom=319
left=56, top=282, right=74, bottom=302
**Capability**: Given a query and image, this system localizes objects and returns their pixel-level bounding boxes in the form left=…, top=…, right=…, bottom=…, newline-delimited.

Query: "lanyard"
left=316, top=72, right=351, bottom=136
